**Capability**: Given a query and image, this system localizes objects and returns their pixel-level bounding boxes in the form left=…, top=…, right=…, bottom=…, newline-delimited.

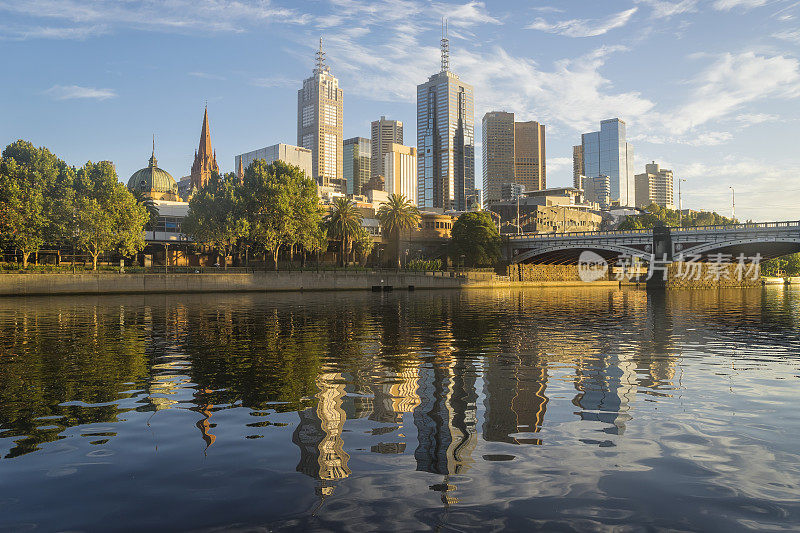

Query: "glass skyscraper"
left=343, top=137, right=371, bottom=196
left=416, top=34, right=475, bottom=211
left=581, top=118, right=634, bottom=206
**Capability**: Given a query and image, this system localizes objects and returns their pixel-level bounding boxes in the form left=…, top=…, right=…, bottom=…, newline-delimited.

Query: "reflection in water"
left=1, top=288, right=800, bottom=530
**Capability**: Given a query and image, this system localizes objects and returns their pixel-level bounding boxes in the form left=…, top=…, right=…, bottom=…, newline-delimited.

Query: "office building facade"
left=573, top=145, right=584, bottom=189
left=384, top=143, right=417, bottom=205
left=371, top=116, right=403, bottom=179
left=635, top=161, right=674, bottom=209
left=482, top=111, right=545, bottom=205
left=298, top=39, right=344, bottom=192
left=235, top=144, right=313, bottom=182
left=417, top=34, right=475, bottom=211
left=581, top=118, right=634, bottom=206
left=343, top=137, right=371, bottom=196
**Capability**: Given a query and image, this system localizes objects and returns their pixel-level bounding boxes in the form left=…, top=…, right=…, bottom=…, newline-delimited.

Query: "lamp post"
left=678, top=178, right=686, bottom=226
left=729, top=186, right=735, bottom=222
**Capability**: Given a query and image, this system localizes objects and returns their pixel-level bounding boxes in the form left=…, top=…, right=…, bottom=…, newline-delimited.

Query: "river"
left=1, top=287, right=799, bottom=531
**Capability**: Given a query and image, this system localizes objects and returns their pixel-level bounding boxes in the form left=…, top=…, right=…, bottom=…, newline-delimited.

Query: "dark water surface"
left=1, top=287, right=800, bottom=531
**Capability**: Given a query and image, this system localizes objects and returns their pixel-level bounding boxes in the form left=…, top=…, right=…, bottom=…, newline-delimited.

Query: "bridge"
left=507, top=221, right=800, bottom=264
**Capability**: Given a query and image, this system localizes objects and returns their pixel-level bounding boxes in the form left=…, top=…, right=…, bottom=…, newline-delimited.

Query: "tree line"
left=0, top=140, right=148, bottom=269
left=617, top=203, right=738, bottom=230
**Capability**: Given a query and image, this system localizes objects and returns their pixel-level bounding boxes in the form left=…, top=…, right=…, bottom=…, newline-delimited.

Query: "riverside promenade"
left=0, top=270, right=626, bottom=296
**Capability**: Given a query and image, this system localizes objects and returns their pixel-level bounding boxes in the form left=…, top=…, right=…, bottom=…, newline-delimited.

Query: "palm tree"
left=132, top=190, right=160, bottom=238
left=377, top=194, right=420, bottom=270
left=325, top=197, right=363, bottom=267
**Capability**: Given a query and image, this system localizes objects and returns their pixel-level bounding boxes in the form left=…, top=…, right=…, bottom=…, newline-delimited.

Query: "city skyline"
left=1, top=1, right=799, bottom=220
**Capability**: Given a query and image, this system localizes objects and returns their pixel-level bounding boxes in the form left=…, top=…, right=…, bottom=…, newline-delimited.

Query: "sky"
left=1, top=0, right=799, bottom=221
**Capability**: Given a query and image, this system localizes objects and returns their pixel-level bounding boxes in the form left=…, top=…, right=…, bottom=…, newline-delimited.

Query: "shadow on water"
left=1, top=287, right=800, bottom=530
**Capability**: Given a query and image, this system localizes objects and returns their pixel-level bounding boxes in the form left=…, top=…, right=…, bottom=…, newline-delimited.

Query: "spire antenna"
left=152, top=134, right=155, bottom=156
left=440, top=18, right=450, bottom=72
left=315, top=37, right=327, bottom=74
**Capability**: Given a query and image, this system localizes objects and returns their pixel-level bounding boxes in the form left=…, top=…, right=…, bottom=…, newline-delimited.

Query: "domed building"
left=128, top=146, right=179, bottom=201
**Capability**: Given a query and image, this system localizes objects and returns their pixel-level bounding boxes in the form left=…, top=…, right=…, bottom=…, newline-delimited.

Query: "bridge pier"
left=647, top=225, right=673, bottom=290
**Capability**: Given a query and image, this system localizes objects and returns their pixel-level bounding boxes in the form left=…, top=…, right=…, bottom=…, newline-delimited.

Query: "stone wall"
left=664, top=261, right=761, bottom=289
left=0, top=271, right=462, bottom=297
left=507, top=264, right=609, bottom=282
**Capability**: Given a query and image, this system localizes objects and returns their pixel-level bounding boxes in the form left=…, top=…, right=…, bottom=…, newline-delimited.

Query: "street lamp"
left=678, top=178, right=686, bottom=226
left=729, top=186, right=735, bottom=222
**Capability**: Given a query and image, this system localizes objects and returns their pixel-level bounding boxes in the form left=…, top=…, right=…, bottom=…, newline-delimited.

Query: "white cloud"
left=775, top=29, right=800, bottom=43
left=636, top=0, right=698, bottom=19
left=734, top=113, right=779, bottom=125
left=713, top=0, right=768, bottom=10
left=0, top=0, right=311, bottom=39
left=0, top=24, right=109, bottom=40
left=431, top=1, right=501, bottom=26
left=527, top=8, right=638, bottom=37
left=42, top=84, right=117, bottom=100
left=663, top=51, right=800, bottom=133
left=189, top=71, right=226, bottom=81
left=547, top=157, right=572, bottom=174
left=633, top=131, right=734, bottom=145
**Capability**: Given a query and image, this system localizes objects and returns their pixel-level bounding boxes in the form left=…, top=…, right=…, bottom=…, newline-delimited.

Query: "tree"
left=450, top=211, right=502, bottom=267
left=352, top=226, right=374, bottom=266
left=182, top=172, right=247, bottom=270
left=0, top=158, right=45, bottom=267
left=304, top=223, right=328, bottom=270
left=618, top=203, right=736, bottom=230
left=132, top=189, right=160, bottom=240
left=74, top=161, right=148, bottom=270
left=325, top=197, right=363, bottom=267
left=377, top=193, right=420, bottom=269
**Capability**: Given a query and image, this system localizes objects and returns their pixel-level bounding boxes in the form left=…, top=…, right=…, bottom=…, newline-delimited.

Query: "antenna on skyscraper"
left=315, top=37, right=327, bottom=74
left=441, top=18, right=450, bottom=72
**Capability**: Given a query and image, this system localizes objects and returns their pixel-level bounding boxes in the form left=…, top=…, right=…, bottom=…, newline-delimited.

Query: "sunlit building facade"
left=343, top=137, right=371, bottom=196
left=581, top=118, right=634, bottom=207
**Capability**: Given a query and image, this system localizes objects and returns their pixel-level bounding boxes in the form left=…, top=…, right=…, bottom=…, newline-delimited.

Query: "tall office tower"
left=371, top=116, right=403, bottom=179
left=343, top=137, right=371, bottom=196
left=482, top=112, right=546, bottom=205
left=581, top=118, right=635, bottom=206
left=298, top=38, right=344, bottom=192
left=189, top=106, right=219, bottom=191
left=417, top=25, right=475, bottom=211
left=384, top=143, right=418, bottom=205
left=635, top=161, right=674, bottom=209
left=572, top=145, right=584, bottom=189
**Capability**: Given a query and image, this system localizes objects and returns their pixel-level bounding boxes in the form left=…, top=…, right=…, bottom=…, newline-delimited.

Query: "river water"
left=1, top=287, right=799, bottom=531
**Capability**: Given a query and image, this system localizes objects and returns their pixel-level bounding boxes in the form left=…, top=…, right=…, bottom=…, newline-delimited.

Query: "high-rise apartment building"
left=635, top=161, right=674, bottom=209
left=482, top=112, right=545, bottom=205
left=384, top=143, right=417, bottom=205
left=297, top=39, right=343, bottom=192
left=235, top=144, right=313, bottom=182
left=417, top=29, right=475, bottom=211
left=572, top=145, right=584, bottom=189
left=371, top=116, right=403, bottom=179
left=343, top=137, right=371, bottom=196
left=581, top=118, right=635, bottom=206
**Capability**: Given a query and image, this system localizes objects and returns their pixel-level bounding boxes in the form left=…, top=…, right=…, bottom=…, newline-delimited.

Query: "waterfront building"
left=128, top=143, right=179, bottom=202
left=489, top=187, right=602, bottom=233
left=581, top=118, right=634, bottom=206
left=384, top=143, right=417, bottom=204
left=189, top=106, right=219, bottom=191
left=234, top=143, right=313, bottom=181
left=343, top=137, right=371, bottom=195
left=482, top=111, right=545, bottom=205
left=298, top=38, right=344, bottom=192
left=582, top=174, right=612, bottom=210
left=573, top=145, right=584, bottom=189
left=371, top=116, right=403, bottom=179
left=635, top=161, right=675, bottom=209
left=416, top=28, right=475, bottom=211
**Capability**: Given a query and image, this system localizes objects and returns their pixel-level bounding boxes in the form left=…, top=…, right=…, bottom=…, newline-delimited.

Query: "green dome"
left=127, top=153, right=178, bottom=196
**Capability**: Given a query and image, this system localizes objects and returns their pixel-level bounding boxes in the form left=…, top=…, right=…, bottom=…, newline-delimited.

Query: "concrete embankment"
left=0, top=271, right=463, bottom=296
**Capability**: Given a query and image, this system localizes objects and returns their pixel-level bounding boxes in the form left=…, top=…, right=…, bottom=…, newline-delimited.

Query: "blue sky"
left=1, top=0, right=799, bottom=220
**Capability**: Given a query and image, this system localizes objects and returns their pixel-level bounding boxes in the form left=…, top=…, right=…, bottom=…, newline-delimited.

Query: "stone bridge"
left=507, top=221, right=800, bottom=264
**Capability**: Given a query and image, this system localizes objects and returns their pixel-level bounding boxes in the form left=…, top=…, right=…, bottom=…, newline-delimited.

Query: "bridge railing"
left=507, top=220, right=800, bottom=241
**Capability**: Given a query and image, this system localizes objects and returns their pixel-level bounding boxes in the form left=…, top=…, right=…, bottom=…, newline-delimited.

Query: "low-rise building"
left=488, top=187, right=601, bottom=234
left=235, top=143, right=313, bottom=180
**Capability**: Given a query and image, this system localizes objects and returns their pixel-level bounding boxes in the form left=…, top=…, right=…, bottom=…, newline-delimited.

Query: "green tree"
left=377, top=193, right=420, bottom=269
left=352, top=226, right=374, bottom=266
left=132, top=189, right=160, bottom=239
left=0, top=157, right=45, bottom=267
left=450, top=211, right=502, bottom=267
left=304, top=223, right=328, bottom=270
left=618, top=203, right=736, bottom=230
left=74, top=161, right=148, bottom=270
left=325, top=197, right=363, bottom=267
left=182, top=172, right=247, bottom=270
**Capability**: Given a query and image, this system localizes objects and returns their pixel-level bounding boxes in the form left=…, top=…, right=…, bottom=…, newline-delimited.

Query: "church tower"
left=190, top=105, right=219, bottom=190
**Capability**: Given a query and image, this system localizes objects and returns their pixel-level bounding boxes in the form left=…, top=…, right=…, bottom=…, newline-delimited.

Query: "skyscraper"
left=581, top=118, right=635, bottom=206
left=343, top=137, right=371, bottom=196
left=635, top=161, right=674, bottom=209
left=384, top=143, right=417, bottom=205
left=572, top=145, right=584, bottom=189
left=417, top=25, right=475, bottom=211
left=371, top=116, right=403, bottom=179
left=482, top=112, right=546, bottom=205
left=298, top=38, right=343, bottom=192
left=189, top=106, right=219, bottom=191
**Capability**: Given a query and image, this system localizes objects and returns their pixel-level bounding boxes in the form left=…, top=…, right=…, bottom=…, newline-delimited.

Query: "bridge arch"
left=678, top=237, right=800, bottom=260
left=513, top=243, right=650, bottom=265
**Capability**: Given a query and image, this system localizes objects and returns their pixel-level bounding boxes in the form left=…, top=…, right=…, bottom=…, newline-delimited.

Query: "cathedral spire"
left=190, top=105, right=219, bottom=190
